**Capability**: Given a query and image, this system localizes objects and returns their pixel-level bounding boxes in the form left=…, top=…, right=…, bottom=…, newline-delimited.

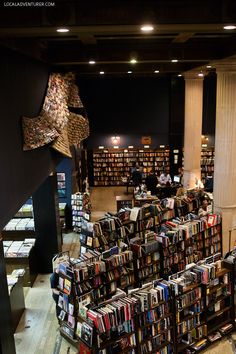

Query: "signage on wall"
left=141, top=136, right=152, bottom=145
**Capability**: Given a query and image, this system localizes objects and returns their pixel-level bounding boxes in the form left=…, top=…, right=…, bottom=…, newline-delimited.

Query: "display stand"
left=5, top=247, right=37, bottom=287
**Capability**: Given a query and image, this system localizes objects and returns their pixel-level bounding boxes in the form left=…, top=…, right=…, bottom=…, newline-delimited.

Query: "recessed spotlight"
left=198, top=73, right=204, bottom=77
left=100, top=71, right=105, bottom=75
left=171, top=59, right=178, bottom=63
left=89, top=60, right=96, bottom=64
left=141, top=25, right=154, bottom=32
left=223, top=25, right=236, bottom=30
left=130, top=59, right=137, bottom=64
left=127, top=71, right=132, bottom=74
left=154, top=70, right=159, bottom=73
left=178, top=74, right=182, bottom=77
left=56, top=28, right=70, bottom=33
left=206, top=65, right=212, bottom=68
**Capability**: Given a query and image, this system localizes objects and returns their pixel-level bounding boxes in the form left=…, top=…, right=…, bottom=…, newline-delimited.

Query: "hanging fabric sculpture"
left=22, top=71, right=89, bottom=158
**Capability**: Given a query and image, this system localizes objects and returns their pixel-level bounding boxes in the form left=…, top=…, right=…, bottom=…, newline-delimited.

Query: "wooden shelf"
left=207, top=305, right=232, bottom=322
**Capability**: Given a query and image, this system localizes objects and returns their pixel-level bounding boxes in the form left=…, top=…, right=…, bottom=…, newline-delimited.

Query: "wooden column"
left=0, top=236, right=16, bottom=354
left=32, top=173, right=62, bottom=273
left=213, top=62, right=236, bottom=253
left=183, top=73, right=204, bottom=189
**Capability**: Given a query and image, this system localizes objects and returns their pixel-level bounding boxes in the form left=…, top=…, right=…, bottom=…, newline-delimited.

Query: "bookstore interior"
left=1, top=2, right=236, bottom=354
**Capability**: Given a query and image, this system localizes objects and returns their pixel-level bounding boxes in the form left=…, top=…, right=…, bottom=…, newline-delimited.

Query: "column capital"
left=212, top=58, right=236, bottom=73
left=183, top=71, right=205, bottom=80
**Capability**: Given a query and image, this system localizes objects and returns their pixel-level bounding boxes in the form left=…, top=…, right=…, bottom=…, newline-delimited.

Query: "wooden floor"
left=14, top=187, right=236, bottom=354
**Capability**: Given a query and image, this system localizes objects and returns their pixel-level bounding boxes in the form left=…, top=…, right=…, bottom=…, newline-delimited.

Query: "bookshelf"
left=182, top=148, right=214, bottom=185
left=224, top=249, right=236, bottom=321
left=201, top=148, right=214, bottom=185
left=103, top=248, right=135, bottom=293
left=157, top=215, right=222, bottom=279
left=131, top=232, right=161, bottom=286
left=56, top=248, right=235, bottom=353
left=92, top=148, right=170, bottom=186
left=133, top=280, right=174, bottom=354
left=72, top=192, right=91, bottom=234
left=85, top=295, right=138, bottom=353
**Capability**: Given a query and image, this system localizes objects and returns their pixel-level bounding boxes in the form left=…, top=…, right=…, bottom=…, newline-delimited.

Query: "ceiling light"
left=130, top=59, right=137, bottom=64
left=111, top=136, right=120, bottom=145
left=56, top=28, right=70, bottom=33
left=128, top=145, right=134, bottom=149
left=127, top=71, right=132, bottom=74
left=141, top=25, right=154, bottom=32
left=89, top=60, right=96, bottom=64
left=198, top=73, right=204, bottom=77
left=178, top=74, right=182, bottom=77
left=206, top=65, right=212, bottom=68
left=144, top=145, right=150, bottom=148
left=171, top=59, right=178, bottom=63
left=154, top=70, right=159, bottom=73
left=100, top=71, right=105, bottom=75
left=98, top=146, right=104, bottom=149
left=223, top=25, right=236, bottom=30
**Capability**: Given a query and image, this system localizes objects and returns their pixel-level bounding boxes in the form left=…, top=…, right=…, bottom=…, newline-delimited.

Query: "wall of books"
left=92, top=148, right=170, bottom=186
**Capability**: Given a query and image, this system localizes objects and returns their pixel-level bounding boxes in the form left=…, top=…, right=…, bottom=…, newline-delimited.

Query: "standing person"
left=50, top=268, right=61, bottom=323
left=178, top=167, right=184, bottom=185
left=204, top=172, right=214, bottom=192
left=145, top=169, right=158, bottom=195
left=131, top=164, right=142, bottom=187
left=159, top=170, right=172, bottom=185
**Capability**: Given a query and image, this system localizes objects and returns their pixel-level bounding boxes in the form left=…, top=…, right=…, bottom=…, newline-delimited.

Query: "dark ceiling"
left=1, top=0, right=236, bottom=76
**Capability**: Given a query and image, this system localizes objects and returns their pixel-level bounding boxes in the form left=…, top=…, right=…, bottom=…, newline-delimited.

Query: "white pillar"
left=214, top=62, right=236, bottom=253
left=183, top=73, right=204, bottom=189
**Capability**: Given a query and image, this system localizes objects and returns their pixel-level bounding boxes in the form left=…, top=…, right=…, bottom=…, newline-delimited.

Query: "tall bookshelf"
left=92, top=148, right=170, bottom=186
left=201, top=148, right=214, bottom=184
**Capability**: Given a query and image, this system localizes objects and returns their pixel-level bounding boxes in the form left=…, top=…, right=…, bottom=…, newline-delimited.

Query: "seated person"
left=145, top=169, right=158, bottom=195
left=198, top=199, right=209, bottom=217
left=159, top=171, right=172, bottom=185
